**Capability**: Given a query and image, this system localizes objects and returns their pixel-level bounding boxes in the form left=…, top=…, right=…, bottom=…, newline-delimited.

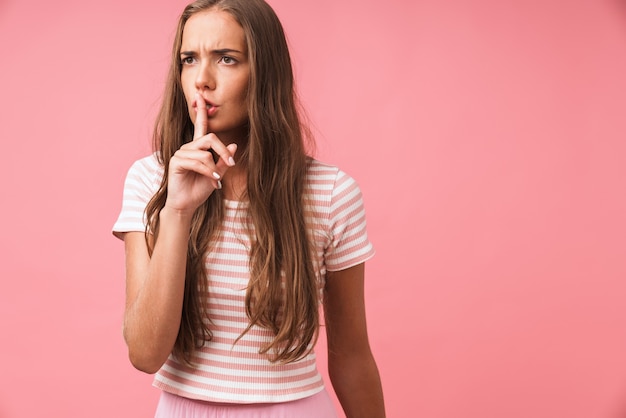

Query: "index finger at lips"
left=193, top=93, right=208, bottom=140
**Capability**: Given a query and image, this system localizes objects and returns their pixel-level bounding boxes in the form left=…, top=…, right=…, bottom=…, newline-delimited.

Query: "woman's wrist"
left=159, top=205, right=195, bottom=228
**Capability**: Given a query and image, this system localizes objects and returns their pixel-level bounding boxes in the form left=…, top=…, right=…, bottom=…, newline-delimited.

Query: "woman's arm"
left=122, top=208, right=192, bottom=374
left=122, top=95, right=237, bottom=373
left=324, top=263, right=385, bottom=417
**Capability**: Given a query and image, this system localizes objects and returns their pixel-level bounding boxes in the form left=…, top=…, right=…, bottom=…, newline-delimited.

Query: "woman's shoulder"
left=306, top=158, right=344, bottom=180
left=129, top=152, right=162, bottom=172
left=306, top=158, right=359, bottom=187
left=305, top=158, right=363, bottom=208
left=122, top=152, right=164, bottom=194
left=305, top=158, right=339, bottom=189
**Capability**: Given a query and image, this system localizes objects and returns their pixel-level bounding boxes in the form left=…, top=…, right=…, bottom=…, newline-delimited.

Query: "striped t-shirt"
left=112, top=153, right=375, bottom=403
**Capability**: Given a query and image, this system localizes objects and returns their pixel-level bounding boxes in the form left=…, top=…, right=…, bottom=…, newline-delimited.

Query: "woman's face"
left=180, top=9, right=250, bottom=141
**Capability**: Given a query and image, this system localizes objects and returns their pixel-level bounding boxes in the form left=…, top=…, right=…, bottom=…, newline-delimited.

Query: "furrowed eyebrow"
left=212, top=48, right=244, bottom=55
left=180, top=48, right=245, bottom=58
left=180, top=48, right=243, bottom=56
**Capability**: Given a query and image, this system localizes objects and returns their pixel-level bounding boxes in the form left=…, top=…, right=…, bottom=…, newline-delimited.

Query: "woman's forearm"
left=123, top=207, right=193, bottom=373
left=329, top=350, right=385, bottom=418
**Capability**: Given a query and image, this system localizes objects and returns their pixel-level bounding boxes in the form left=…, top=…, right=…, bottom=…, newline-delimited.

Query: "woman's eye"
left=181, top=57, right=196, bottom=65
left=220, top=56, right=236, bottom=65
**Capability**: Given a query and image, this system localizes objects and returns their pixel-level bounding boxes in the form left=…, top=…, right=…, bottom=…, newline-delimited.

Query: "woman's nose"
left=195, top=62, right=216, bottom=90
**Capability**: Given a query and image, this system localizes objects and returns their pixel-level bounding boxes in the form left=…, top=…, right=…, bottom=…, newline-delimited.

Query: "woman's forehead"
left=181, top=9, right=246, bottom=52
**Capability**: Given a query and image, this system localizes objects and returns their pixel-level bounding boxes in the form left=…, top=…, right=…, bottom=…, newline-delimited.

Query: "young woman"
left=113, top=0, right=385, bottom=416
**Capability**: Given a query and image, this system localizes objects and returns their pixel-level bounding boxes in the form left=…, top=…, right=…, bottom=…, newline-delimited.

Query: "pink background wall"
left=1, top=0, right=625, bottom=417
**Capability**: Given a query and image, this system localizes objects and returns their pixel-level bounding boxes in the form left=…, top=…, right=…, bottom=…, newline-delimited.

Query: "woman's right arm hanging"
left=122, top=95, right=236, bottom=373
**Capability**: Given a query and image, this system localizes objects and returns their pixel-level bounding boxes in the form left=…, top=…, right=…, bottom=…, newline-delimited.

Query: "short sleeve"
left=324, top=170, right=375, bottom=271
left=112, top=154, right=163, bottom=239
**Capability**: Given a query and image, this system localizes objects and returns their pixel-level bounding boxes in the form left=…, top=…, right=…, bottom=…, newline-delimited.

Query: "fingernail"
left=217, top=180, right=222, bottom=189
left=212, top=172, right=221, bottom=179
left=228, top=157, right=236, bottom=166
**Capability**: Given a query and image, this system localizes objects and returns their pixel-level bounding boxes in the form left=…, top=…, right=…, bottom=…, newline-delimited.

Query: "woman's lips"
left=193, top=101, right=219, bottom=116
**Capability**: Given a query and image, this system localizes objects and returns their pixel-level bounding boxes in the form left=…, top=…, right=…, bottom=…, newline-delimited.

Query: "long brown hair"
left=145, top=0, right=319, bottom=364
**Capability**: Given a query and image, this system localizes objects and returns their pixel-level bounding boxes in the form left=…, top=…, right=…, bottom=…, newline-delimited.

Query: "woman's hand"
left=165, top=93, right=237, bottom=215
